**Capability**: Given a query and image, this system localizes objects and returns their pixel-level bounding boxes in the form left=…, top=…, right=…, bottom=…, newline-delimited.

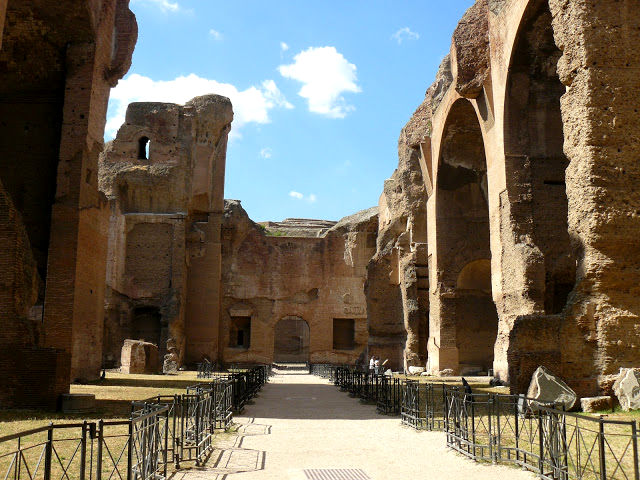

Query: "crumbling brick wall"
left=0, top=0, right=136, bottom=407
left=100, top=95, right=232, bottom=369
left=220, top=201, right=377, bottom=366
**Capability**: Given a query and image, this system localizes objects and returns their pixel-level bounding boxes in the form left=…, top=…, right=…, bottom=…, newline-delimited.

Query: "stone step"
left=273, top=362, right=310, bottom=373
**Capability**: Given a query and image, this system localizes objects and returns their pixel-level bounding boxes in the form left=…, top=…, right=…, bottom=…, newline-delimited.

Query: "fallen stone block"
left=613, top=368, right=640, bottom=411
left=408, top=366, right=425, bottom=375
left=527, top=366, right=577, bottom=410
left=121, top=339, right=160, bottom=374
left=580, top=396, right=612, bottom=413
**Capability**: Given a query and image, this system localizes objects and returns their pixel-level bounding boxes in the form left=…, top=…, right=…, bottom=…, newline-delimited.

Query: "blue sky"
left=107, top=0, right=474, bottom=222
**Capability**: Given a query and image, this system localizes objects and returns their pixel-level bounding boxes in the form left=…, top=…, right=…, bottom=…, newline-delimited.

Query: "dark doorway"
left=274, top=316, right=310, bottom=363
left=132, top=306, right=161, bottom=348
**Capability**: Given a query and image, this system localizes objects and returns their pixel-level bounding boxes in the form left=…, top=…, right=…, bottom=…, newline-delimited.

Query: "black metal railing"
left=376, top=375, right=402, bottom=415
left=0, top=367, right=268, bottom=479
left=312, top=366, right=640, bottom=480
left=326, top=366, right=401, bottom=415
left=401, top=382, right=640, bottom=480
left=0, top=407, right=170, bottom=480
left=310, top=364, right=341, bottom=383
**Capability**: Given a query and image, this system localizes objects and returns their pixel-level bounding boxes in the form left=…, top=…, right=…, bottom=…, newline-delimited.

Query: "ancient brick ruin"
left=0, top=0, right=137, bottom=407
left=99, top=96, right=232, bottom=370
left=413, top=0, right=640, bottom=396
left=221, top=202, right=377, bottom=366
left=2, top=0, right=640, bottom=408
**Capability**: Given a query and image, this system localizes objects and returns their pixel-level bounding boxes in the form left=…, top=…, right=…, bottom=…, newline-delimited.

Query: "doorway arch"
left=432, top=98, right=498, bottom=374
left=503, top=0, right=575, bottom=314
left=274, top=316, right=310, bottom=363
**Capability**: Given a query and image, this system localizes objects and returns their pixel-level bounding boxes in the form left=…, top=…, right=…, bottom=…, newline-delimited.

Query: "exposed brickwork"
left=416, top=0, right=640, bottom=394
left=0, top=0, right=137, bottom=406
left=221, top=201, right=377, bottom=366
left=100, top=96, right=232, bottom=369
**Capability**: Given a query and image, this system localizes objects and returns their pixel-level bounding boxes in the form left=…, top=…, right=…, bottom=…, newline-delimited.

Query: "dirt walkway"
left=174, top=373, right=534, bottom=480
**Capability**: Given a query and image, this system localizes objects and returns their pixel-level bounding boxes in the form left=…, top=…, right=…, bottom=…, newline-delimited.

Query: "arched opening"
left=274, top=316, right=310, bottom=363
left=457, top=259, right=491, bottom=293
left=132, top=306, right=162, bottom=349
left=436, top=98, right=498, bottom=374
left=504, top=0, right=575, bottom=314
left=137, top=136, right=150, bottom=160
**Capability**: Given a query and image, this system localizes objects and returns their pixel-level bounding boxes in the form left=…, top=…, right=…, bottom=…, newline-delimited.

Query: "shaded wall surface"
left=0, top=0, right=136, bottom=407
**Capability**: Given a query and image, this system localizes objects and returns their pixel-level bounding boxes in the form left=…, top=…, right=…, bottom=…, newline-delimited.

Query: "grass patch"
left=0, top=370, right=211, bottom=435
left=0, top=371, right=230, bottom=477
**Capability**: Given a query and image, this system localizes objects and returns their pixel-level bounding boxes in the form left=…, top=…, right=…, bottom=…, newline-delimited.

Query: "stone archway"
left=502, top=0, right=575, bottom=316
left=428, top=98, right=498, bottom=375
left=274, top=316, right=310, bottom=363
left=495, top=0, right=578, bottom=390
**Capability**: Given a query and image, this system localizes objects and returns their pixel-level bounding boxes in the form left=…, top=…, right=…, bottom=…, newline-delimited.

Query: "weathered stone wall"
left=417, top=0, right=640, bottom=395
left=0, top=0, right=136, bottom=407
left=221, top=200, right=377, bottom=366
left=100, top=95, right=232, bottom=370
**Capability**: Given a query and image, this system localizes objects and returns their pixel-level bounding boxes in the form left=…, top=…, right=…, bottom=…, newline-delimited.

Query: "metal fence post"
left=80, top=421, right=87, bottom=480
left=44, top=424, right=53, bottom=480
left=195, top=396, right=201, bottom=466
left=96, top=420, right=103, bottom=480
left=514, top=396, right=520, bottom=465
left=471, top=395, right=476, bottom=460
left=489, top=395, right=495, bottom=463
left=599, top=420, right=606, bottom=480
left=539, top=411, right=544, bottom=476
left=632, top=422, right=639, bottom=480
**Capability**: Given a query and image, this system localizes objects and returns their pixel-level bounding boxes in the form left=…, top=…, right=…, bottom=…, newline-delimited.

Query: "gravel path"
left=175, top=373, right=535, bottom=480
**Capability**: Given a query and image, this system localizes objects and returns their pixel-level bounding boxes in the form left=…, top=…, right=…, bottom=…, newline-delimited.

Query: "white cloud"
left=392, top=27, right=420, bottom=44
left=260, top=148, right=272, bottom=159
left=289, top=191, right=317, bottom=203
left=209, top=29, right=223, bottom=40
left=132, top=0, right=180, bottom=13
left=280, top=42, right=289, bottom=52
left=278, top=46, right=361, bottom=118
left=106, top=74, right=292, bottom=139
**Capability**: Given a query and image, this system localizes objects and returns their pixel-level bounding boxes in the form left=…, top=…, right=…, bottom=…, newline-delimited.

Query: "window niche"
left=138, top=136, right=150, bottom=160
left=229, top=316, right=251, bottom=349
left=333, top=318, right=355, bottom=350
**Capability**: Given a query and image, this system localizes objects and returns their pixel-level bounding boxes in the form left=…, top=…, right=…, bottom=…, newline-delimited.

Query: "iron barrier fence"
left=196, top=365, right=269, bottom=412
left=317, top=366, right=401, bottom=414
left=376, top=375, right=402, bottom=415
left=0, top=405, right=170, bottom=480
left=136, top=378, right=233, bottom=468
left=310, top=364, right=341, bottom=382
left=398, top=382, right=639, bottom=480
left=0, top=367, right=268, bottom=479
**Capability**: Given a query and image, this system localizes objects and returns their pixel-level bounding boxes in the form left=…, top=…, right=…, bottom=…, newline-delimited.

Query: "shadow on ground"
left=241, top=383, right=384, bottom=420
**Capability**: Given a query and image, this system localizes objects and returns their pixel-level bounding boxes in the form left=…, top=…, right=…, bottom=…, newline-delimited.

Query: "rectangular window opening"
left=230, top=316, right=251, bottom=349
left=333, top=318, right=355, bottom=350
